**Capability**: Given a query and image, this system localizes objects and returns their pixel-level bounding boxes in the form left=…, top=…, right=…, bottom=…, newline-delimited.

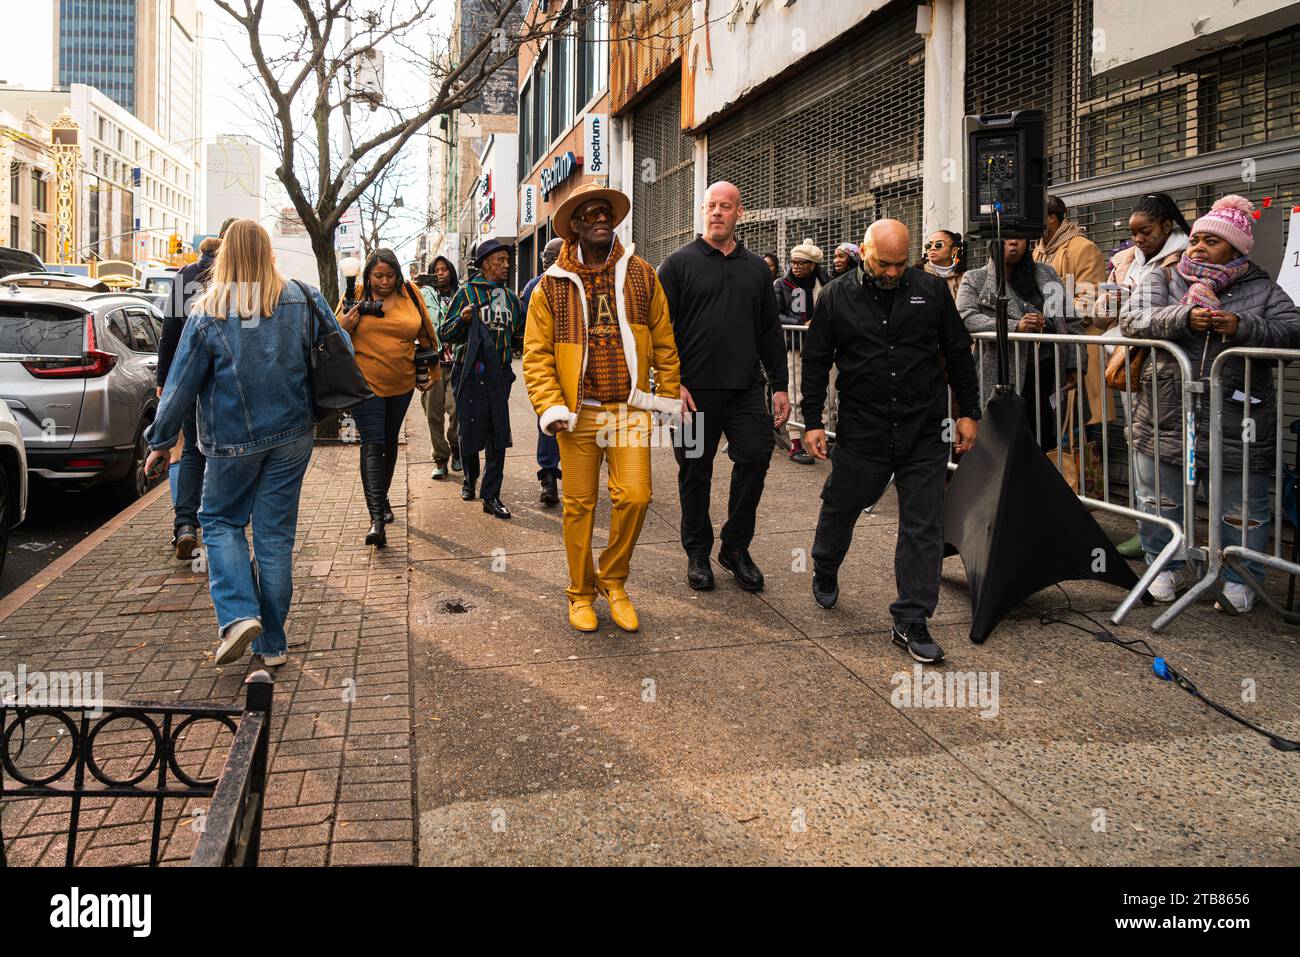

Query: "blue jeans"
left=172, top=409, right=206, bottom=535
left=1134, top=453, right=1270, bottom=585
left=198, top=433, right=314, bottom=655
left=536, top=418, right=560, bottom=480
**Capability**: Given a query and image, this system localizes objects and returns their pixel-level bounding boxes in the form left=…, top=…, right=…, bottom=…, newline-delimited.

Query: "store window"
left=578, top=1, right=609, bottom=108
left=32, top=171, right=48, bottom=213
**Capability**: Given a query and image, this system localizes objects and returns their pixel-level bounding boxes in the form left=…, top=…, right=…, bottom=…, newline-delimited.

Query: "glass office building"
left=57, top=0, right=138, bottom=115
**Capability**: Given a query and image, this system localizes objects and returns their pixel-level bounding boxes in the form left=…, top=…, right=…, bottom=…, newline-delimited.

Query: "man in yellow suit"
left=523, top=183, right=683, bottom=634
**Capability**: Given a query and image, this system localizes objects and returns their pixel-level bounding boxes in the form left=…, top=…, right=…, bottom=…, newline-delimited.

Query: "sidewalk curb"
left=0, top=482, right=170, bottom=626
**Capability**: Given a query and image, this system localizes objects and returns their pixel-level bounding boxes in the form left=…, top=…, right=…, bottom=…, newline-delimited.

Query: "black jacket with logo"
left=801, top=265, right=980, bottom=461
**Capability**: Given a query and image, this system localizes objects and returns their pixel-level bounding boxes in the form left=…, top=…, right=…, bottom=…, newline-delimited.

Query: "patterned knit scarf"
left=558, top=236, right=630, bottom=403
left=558, top=236, right=623, bottom=307
left=1176, top=253, right=1250, bottom=309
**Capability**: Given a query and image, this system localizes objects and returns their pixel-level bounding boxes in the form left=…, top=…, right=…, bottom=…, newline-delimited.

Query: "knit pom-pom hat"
left=1191, top=194, right=1254, bottom=255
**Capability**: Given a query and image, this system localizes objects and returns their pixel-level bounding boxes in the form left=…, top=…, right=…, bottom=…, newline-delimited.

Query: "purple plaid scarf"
left=1176, top=253, right=1251, bottom=310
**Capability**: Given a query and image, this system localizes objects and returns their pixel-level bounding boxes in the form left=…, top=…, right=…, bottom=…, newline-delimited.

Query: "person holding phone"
left=335, top=248, right=439, bottom=548
left=957, top=237, right=1081, bottom=450
left=1121, top=195, right=1300, bottom=611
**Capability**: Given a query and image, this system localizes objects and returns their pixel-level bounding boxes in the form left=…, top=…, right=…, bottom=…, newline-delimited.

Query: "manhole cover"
left=439, top=599, right=473, bottom=614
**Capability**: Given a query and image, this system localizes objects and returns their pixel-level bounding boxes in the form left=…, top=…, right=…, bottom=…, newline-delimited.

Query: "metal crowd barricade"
left=780, top=322, right=836, bottom=441
left=1156, top=346, right=1300, bottom=630
left=0, top=671, right=273, bottom=867
left=967, top=330, right=1197, bottom=624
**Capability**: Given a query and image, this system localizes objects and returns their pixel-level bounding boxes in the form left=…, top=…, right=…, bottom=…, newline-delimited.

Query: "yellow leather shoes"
left=598, top=586, right=639, bottom=633
left=568, top=600, right=598, bottom=633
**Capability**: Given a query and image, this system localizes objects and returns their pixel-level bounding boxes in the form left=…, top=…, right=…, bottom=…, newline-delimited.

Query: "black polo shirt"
left=801, top=265, right=981, bottom=461
left=656, top=236, right=789, bottom=391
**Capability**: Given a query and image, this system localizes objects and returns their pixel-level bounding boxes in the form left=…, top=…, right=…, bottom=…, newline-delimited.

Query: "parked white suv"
left=0, top=397, right=29, bottom=580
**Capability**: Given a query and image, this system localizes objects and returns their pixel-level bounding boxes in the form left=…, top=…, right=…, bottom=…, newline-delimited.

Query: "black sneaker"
left=812, top=571, right=839, bottom=609
left=891, top=620, right=944, bottom=664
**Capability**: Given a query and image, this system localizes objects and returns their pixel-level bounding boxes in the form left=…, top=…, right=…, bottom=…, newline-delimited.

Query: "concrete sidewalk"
left=2, top=366, right=1299, bottom=866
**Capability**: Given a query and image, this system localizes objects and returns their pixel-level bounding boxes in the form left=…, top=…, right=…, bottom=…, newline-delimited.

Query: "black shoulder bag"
left=293, top=279, right=373, bottom=420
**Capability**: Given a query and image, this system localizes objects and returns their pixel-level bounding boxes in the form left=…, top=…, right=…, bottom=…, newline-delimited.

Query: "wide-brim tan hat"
left=552, top=182, right=631, bottom=241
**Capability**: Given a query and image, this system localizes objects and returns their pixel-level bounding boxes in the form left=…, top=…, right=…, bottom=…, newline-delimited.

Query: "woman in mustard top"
left=337, top=248, right=438, bottom=547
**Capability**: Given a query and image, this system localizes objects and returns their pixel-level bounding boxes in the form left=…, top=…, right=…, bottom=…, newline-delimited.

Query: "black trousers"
left=454, top=366, right=511, bottom=503
left=675, top=381, right=774, bottom=558
left=812, top=441, right=949, bottom=624
left=352, top=390, right=414, bottom=497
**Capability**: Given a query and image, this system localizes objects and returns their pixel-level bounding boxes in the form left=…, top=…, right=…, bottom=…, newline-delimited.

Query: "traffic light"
left=169, top=234, right=182, bottom=256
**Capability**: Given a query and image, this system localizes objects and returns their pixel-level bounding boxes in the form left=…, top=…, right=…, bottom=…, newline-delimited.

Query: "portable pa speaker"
left=966, top=110, right=1047, bottom=241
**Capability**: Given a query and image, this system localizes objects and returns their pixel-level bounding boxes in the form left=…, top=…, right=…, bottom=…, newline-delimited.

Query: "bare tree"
left=356, top=151, right=418, bottom=258
left=212, top=0, right=575, bottom=303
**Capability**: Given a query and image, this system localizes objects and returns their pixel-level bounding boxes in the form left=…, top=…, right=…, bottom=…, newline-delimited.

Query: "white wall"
left=1093, top=0, right=1300, bottom=78
left=686, top=0, right=892, bottom=128
left=206, top=136, right=281, bottom=233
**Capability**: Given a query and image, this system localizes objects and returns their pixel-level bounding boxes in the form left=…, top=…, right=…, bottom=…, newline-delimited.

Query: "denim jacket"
left=146, top=281, right=351, bottom=457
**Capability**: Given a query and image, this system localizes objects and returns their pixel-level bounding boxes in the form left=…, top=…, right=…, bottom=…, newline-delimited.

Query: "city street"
left=1, top=381, right=1297, bottom=867
left=0, top=482, right=161, bottom=599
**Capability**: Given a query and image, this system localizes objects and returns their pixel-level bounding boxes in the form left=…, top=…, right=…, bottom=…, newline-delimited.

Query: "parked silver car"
left=0, top=273, right=163, bottom=505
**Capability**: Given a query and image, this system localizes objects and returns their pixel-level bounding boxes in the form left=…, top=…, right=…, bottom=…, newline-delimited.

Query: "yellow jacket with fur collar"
left=523, top=242, right=681, bottom=431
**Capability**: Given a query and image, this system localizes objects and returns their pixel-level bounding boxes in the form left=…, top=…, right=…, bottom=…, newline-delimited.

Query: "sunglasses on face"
left=577, top=204, right=614, bottom=223
left=923, top=241, right=949, bottom=250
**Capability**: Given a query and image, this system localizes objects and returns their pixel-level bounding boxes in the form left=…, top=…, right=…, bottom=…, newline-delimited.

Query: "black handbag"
left=294, top=280, right=373, bottom=420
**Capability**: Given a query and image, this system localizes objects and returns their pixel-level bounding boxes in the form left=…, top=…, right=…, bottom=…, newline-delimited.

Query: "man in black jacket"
left=801, top=220, right=980, bottom=664
left=657, top=182, right=790, bottom=593
left=156, top=218, right=232, bottom=559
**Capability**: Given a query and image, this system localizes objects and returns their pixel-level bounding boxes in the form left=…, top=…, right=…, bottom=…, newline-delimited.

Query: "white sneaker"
left=1147, top=570, right=1184, bottom=603
left=214, top=618, right=262, bottom=666
left=1215, top=581, right=1256, bottom=614
left=261, top=651, right=288, bottom=667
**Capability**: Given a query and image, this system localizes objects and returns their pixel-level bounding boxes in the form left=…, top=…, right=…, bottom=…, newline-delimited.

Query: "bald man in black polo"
left=657, top=182, right=791, bottom=594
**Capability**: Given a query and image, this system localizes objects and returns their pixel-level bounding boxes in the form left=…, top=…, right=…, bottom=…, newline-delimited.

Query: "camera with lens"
left=345, top=298, right=385, bottom=318
left=414, top=346, right=440, bottom=373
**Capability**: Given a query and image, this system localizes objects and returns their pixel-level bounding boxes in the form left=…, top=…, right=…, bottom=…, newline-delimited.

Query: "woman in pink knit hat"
left=1121, top=194, right=1300, bottom=613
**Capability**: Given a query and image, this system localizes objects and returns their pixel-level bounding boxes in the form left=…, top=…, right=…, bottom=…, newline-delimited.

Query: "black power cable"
left=1039, top=584, right=1300, bottom=753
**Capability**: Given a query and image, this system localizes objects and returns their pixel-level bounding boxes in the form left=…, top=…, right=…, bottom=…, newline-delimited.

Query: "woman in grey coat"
left=1120, top=194, right=1300, bottom=611
left=957, top=238, right=1082, bottom=449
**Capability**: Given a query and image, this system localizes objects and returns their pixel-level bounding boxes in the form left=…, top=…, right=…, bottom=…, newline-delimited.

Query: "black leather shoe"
left=718, top=547, right=764, bottom=592
left=482, top=497, right=512, bottom=519
left=174, top=525, right=199, bottom=561
left=365, top=520, right=387, bottom=547
left=383, top=499, right=395, bottom=524
left=461, top=480, right=476, bottom=501
left=812, top=571, right=839, bottom=609
left=539, top=473, right=559, bottom=507
left=687, top=553, right=715, bottom=591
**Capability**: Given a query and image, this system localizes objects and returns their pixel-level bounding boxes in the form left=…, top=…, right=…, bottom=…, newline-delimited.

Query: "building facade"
left=0, top=85, right=197, bottom=265
left=424, top=0, right=524, bottom=273
left=515, top=0, right=613, bottom=285
left=53, top=0, right=202, bottom=150
left=0, top=110, right=60, bottom=263
left=600, top=0, right=1300, bottom=275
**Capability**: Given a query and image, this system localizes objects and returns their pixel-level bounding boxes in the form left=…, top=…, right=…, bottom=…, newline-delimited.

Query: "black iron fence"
left=0, top=671, right=273, bottom=867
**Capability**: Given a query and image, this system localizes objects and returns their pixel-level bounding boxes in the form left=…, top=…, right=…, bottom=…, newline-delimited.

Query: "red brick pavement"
left=0, top=440, right=416, bottom=866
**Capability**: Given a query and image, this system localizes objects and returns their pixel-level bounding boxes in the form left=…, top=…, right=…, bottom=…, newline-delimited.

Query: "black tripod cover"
left=943, top=391, right=1144, bottom=643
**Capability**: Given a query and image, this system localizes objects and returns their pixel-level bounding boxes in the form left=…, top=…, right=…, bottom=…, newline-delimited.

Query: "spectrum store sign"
left=539, top=151, right=581, bottom=198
